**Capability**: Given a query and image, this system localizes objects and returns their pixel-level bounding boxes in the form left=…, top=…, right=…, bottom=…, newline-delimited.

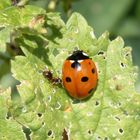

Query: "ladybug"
left=62, top=50, right=98, bottom=99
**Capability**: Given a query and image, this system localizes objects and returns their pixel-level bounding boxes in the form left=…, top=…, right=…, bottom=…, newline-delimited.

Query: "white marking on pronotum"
left=78, top=60, right=83, bottom=63
left=70, top=60, right=74, bottom=63
left=82, top=52, right=88, bottom=56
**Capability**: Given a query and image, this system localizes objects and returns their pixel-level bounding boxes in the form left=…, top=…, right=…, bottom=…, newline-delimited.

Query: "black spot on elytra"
left=66, top=77, right=71, bottom=82
left=81, top=76, right=89, bottom=82
left=92, top=68, right=95, bottom=74
left=71, top=61, right=81, bottom=69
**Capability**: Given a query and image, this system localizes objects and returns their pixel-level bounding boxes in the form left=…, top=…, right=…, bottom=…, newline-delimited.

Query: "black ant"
left=43, top=68, right=62, bottom=85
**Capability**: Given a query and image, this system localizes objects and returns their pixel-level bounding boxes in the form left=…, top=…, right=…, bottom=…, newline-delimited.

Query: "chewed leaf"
left=0, top=88, right=25, bottom=140
left=0, top=7, right=140, bottom=140
left=0, top=5, right=46, bottom=27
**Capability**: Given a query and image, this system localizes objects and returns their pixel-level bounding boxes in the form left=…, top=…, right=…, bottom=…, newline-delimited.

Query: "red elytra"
left=62, top=50, right=98, bottom=99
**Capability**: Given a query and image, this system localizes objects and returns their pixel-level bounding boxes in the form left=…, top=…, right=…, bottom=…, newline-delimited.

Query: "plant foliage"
left=0, top=1, right=140, bottom=140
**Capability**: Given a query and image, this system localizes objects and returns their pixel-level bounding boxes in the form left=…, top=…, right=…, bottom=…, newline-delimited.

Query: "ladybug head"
left=67, top=50, right=89, bottom=60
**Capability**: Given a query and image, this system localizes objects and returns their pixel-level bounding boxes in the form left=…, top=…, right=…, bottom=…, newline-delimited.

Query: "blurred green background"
left=0, top=0, right=140, bottom=92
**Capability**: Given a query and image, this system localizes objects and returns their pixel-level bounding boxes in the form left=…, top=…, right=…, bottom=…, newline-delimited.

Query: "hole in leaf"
left=98, top=51, right=104, bottom=55
left=52, top=48, right=59, bottom=56
left=115, top=116, right=120, bottom=121
left=118, top=102, right=121, bottom=106
left=6, top=112, right=11, bottom=120
left=95, top=101, right=100, bottom=106
left=52, top=89, right=56, bottom=93
left=88, top=130, right=91, bottom=134
left=87, top=129, right=93, bottom=135
left=119, top=128, right=124, bottom=134
left=120, top=62, right=126, bottom=68
left=42, top=122, right=45, bottom=126
left=37, top=113, right=42, bottom=117
left=22, top=107, right=27, bottom=113
left=48, top=130, right=53, bottom=137
left=22, top=126, right=31, bottom=140
left=55, top=101, right=61, bottom=109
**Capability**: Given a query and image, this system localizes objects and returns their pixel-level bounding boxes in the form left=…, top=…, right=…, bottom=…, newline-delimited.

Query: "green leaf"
left=1, top=10, right=140, bottom=140
left=0, top=27, right=11, bottom=52
left=0, top=5, right=46, bottom=28
left=0, top=5, right=46, bottom=57
left=0, top=88, right=25, bottom=140
left=11, top=53, right=69, bottom=139
left=0, top=0, right=11, bottom=10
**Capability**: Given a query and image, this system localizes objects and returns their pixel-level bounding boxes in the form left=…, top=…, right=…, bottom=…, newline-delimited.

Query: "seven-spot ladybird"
left=62, top=50, right=98, bottom=99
